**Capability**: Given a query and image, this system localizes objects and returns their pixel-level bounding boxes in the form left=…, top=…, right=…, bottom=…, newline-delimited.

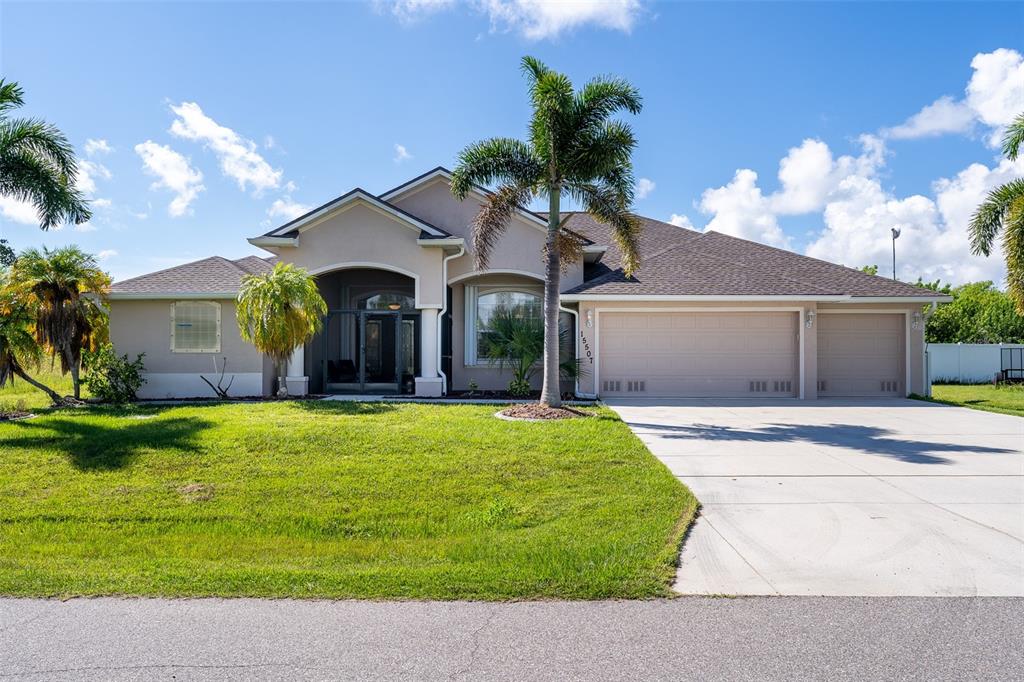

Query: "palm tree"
left=10, top=246, right=111, bottom=400
left=236, top=262, right=327, bottom=396
left=969, top=112, right=1024, bottom=311
left=0, top=274, right=66, bottom=406
left=483, top=305, right=580, bottom=398
left=0, top=79, right=91, bottom=230
left=451, top=56, right=643, bottom=407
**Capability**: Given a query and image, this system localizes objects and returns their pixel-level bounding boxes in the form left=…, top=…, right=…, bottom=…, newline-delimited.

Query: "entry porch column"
left=285, top=345, right=309, bottom=396
left=415, top=307, right=444, bottom=397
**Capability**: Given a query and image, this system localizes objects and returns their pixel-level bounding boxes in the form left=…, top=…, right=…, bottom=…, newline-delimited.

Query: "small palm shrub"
left=83, top=344, right=146, bottom=403
left=482, top=306, right=579, bottom=397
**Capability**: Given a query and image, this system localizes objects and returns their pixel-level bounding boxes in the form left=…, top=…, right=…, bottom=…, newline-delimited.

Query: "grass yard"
left=922, top=383, right=1024, bottom=418
left=0, top=401, right=697, bottom=600
left=0, top=365, right=83, bottom=413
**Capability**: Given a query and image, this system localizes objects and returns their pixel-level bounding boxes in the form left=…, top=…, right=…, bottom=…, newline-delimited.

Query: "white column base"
left=414, top=376, right=444, bottom=397
left=285, top=376, right=309, bottom=396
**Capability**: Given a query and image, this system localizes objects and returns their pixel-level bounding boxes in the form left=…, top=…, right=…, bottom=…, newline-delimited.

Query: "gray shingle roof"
left=110, top=256, right=274, bottom=295
left=565, top=213, right=939, bottom=298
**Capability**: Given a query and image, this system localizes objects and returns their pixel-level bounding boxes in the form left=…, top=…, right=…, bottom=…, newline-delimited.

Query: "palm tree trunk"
left=65, top=348, right=80, bottom=400
left=13, top=367, right=64, bottom=406
left=539, top=189, right=562, bottom=407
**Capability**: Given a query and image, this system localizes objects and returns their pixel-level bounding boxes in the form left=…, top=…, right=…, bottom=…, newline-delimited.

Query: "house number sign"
left=579, top=330, right=594, bottom=364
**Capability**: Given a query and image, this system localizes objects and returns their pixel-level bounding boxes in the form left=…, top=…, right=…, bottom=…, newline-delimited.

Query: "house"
left=108, top=167, right=950, bottom=400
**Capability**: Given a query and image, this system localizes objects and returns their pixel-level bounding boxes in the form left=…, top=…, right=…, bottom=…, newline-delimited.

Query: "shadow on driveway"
left=623, top=421, right=1016, bottom=465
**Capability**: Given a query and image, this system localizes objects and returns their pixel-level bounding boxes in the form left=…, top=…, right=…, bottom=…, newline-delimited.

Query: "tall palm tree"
left=969, top=112, right=1024, bottom=311
left=236, top=262, right=327, bottom=396
left=451, top=56, right=643, bottom=407
left=10, top=246, right=111, bottom=400
left=0, top=275, right=65, bottom=406
left=0, top=79, right=91, bottom=230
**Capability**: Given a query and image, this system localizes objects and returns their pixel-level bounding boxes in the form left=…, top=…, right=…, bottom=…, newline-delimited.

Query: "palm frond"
left=0, top=118, right=79, bottom=178
left=470, top=183, right=534, bottom=269
left=0, top=147, right=92, bottom=229
left=568, top=182, right=643, bottom=276
left=1001, top=194, right=1024, bottom=312
left=566, top=120, right=638, bottom=187
left=450, top=137, right=542, bottom=199
left=0, top=80, right=24, bottom=115
left=1001, top=112, right=1024, bottom=161
left=969, top=178, right=1024, bottom=256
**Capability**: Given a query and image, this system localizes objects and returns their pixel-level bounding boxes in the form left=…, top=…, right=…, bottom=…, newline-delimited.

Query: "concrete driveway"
left=607, top=398, right=1024, bottom=596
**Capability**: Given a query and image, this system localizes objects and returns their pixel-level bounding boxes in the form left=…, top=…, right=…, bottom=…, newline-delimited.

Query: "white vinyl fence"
left=927, top=343, right=1024, bottom=384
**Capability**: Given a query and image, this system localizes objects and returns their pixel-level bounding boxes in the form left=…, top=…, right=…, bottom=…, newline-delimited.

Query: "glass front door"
left=323, top=310, right=418, bottom=394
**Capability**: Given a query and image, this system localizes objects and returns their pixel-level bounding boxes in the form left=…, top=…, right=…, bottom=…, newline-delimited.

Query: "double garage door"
left=598, top=311, right=904, bottom=398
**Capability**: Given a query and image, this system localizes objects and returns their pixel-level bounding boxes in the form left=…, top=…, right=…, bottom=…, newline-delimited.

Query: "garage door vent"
left=602, top=380, right=621, bottom=392
left=880, top=380, right=899, bottom=393
left=773, top=380, right=792, bottom=393
left=626, top=380, right=646, bottom=392
left=749, top=380, right=768, bottom=393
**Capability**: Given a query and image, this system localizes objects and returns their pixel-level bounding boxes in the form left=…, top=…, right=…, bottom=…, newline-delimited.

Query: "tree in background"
left=452, top=56, right=643, bottom=407
left=969, top=112, right=1024, bottom=311
left=0, top=272, right=65, bottom=405
left=0, top=80, right=91, bottom=230
left=0, top=239, right=14, bottom=267
left=925, top=281, right=1024, bottom=344
left=9, top=246, right=111, bottom=400
left=236, top=262, right=327, bottom=397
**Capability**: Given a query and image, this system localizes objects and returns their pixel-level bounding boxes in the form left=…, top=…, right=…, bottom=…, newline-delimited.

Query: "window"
left=170, top=301, right=221, bottom=353
left=359, top=292, right=415, bottom=311
left=464, top=287, right=540, bottom=364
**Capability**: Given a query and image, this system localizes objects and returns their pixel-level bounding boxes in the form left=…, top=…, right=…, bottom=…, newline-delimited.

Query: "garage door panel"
left=599, top=311, right=799, bottom=398
left=818, top=313, right=904, bottom=397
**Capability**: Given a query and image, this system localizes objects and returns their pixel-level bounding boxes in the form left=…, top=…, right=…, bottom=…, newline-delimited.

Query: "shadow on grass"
left=624, top=421, right=1016, bottom=465
left=0, top=414, right=212, bottom=471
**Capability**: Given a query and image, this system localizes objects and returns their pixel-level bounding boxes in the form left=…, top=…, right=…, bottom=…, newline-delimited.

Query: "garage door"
left=818, top=313, right=904, bottom=396
left=598, top=312, right=799, bottom=397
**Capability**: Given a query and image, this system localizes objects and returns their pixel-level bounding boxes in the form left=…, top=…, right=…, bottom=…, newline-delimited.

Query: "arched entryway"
left=310, top=267, right=420, bottom=394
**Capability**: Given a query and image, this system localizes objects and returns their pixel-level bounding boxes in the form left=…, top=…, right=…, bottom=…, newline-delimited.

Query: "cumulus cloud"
left=883, top=48, right=1024, bottom=145
left=394, top=143, right=413, bottom=163
left=635, top=177, right=655, bottom=199
left=169, top=102, right=282, bottom=193
left=97, top=249, right=118, bottom=261
left=134, top=140, right=205, bottom=217
left=267, top=197, right=312, bottom=221
left=668, top=213, right=693, bottom=229
left=381, top=0, right=643, bottom=40
left=75, top=160, right=112, bottom=196
left=0, top=196, right=41, bottom=225
left=84, top=138, right=113, bottom=156
left=698, top=169, right=790, bottom=247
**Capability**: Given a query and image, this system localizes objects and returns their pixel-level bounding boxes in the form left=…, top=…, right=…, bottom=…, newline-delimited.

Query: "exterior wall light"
left=586, top=309, right=594, bottom=328
left=805, top=310, right=816, bottom=329
left=912, top=311, right=923, bottom=329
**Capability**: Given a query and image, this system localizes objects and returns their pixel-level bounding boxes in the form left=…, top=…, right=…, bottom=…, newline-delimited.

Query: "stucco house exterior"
left=109, top=167, right=950, bottom=400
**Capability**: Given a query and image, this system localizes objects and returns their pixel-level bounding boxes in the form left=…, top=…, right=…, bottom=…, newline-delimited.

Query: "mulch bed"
left=497, top=404, right=592, bottom=421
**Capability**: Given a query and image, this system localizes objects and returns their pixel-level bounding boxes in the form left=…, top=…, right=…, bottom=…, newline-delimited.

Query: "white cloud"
left=636, top=177, right=655, bottom=199
left=169, top=102, right=282, bottom=193
left=0, top=196, right=41, bottom=225
left=394, top=143, right=412, bottom=163
left=73, top=221, right=97, bottom=233
left=882, top=96, right=974, bottom=139
left=97, top=249, right=118, bottom=261
left=381, top=0, right=643, bottom=40
left=699, top=169, right=790, bottom=248
left=267, top=197, right=312, bottom=221
left=92, top=198, right=112, bottom=209
left=771, top=135, right=885, bottom=214
left=75, top=159, right=112, bottom=196
left=883, top=48, right=1024, bottom=145
left=84, top=138, right=113, bottom=156
left=668, top=213, right=693, bottom=229
left=134, top=140, right=205, bottom=217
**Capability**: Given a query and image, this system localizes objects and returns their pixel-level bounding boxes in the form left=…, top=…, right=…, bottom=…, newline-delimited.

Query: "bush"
left=83, top=344, right=146, bottom=403
left=507, top=378, right=531, bottom=398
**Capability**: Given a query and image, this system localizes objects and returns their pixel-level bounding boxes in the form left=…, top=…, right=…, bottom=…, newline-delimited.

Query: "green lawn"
left=0, top=401, right=697, bottom=600
left=921, top=383, right=1024, bottom=418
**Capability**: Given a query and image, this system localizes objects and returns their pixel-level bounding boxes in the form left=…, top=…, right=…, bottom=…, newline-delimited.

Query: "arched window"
left=358, top=292, right=415, bottom=311
left=465, top=287, right=542, bottom=364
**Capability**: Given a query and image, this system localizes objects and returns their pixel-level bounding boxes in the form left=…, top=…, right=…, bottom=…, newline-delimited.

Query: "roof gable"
left=110, top=256, right=274, bottom=298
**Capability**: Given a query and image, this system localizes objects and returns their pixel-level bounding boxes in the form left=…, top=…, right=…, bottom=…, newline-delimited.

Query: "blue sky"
left=1, top=1, right=1022, bottom=284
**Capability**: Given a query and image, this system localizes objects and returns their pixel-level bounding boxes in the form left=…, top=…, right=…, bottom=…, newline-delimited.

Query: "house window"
left=465, top=286, right=542, bottom=364
left=170, top=301, right=221, bottom=353
left=359, top=292, right=415, bottom=311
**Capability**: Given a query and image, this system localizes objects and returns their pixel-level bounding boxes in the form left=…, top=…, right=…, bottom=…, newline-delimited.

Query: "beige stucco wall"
left=390, top=178, right=585, bottom=291
left=574, top=299, right=928, bottom=398
left=270, top=201, right=445, bottom=309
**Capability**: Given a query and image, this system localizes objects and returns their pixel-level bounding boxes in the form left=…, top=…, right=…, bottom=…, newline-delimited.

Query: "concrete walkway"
left=1, top=597, right=1021, bottom=680
left=608, top=398, right=1024, bottom=596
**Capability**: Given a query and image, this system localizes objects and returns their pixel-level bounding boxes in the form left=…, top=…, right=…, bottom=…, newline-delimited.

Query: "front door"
left=322, top=310, right=418, bottom=394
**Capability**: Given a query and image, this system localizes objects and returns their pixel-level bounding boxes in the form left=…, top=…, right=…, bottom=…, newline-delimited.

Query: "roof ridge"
left=112, top=255, right=227, bottom=286
left=689, top=233, right=836, bottom=294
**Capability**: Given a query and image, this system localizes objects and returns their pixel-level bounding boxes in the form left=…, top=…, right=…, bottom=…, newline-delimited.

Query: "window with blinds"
left=170, top=301, right=221, bottom=353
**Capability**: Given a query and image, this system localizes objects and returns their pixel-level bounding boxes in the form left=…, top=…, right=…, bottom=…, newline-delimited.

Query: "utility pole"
left=890, top=227, right=901, bottom=281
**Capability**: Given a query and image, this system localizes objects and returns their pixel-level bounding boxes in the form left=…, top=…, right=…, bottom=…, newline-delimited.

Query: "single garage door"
left=818, top=313, right=905, bottom=396
left=599, top=311, right=799, bottom=397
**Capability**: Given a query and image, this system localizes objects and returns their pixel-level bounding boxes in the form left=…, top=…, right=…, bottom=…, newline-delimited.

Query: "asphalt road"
left=1, top=597, right=1021, bottom=681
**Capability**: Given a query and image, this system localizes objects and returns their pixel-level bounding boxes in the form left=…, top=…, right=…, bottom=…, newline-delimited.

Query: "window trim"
left=464, top=285, right=542, bottom=366
left=170, top=300, right=222, bottom=353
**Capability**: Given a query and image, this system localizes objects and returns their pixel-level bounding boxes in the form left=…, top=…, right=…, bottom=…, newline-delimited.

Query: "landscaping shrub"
left=83, top=344, right=145, bottom=403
